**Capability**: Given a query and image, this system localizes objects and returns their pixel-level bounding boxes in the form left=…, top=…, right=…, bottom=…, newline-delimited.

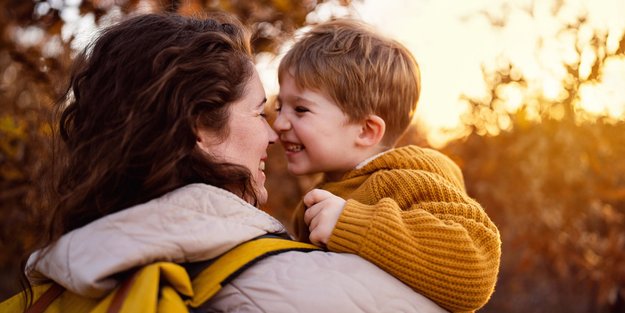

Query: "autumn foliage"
left=1, top=1, right=624, bottom=312
left=442, top=118, right=625, bottom=312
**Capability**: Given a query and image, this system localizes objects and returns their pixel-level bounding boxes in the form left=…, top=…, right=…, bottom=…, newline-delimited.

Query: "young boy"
left=273, top=19, right=501, bottom=312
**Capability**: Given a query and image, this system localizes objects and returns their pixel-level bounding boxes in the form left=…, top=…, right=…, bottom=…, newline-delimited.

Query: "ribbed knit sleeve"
left=325, top=200, right=375, bottom=253
left=324, top=146, right=501, bottom=313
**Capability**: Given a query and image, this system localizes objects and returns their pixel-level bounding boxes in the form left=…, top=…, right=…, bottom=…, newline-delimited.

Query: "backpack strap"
left=107, top=272, right=138, bottom=313
left=186, top=235, right=321, bottom=308
left=24, top=283, right=65, bottom=313
left=13, top=235, right=320, bottom=313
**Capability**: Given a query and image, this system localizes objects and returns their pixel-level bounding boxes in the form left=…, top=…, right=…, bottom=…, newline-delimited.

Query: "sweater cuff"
left=327, top=199, right=377, bottom=254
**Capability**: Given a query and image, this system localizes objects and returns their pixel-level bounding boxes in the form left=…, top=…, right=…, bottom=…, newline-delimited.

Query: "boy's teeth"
left=286, top=144, right=303, bottom=152
left=259, top=160, right=265, bottom=171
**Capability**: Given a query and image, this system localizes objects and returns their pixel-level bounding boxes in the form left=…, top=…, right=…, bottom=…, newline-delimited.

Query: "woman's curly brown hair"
left=49, top=12, right=259, bottom=249
left=20, top=14, right=263, bottom=309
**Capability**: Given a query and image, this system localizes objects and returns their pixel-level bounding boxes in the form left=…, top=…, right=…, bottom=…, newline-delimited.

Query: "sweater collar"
left=354, top=149, right=393, bottom=170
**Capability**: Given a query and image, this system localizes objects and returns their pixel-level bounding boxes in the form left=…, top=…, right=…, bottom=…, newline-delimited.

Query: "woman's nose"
left=266, top=122, right=279, bottom=144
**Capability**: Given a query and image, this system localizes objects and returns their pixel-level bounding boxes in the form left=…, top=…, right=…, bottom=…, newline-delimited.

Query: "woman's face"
left=197, top=69, right=277, bottom=204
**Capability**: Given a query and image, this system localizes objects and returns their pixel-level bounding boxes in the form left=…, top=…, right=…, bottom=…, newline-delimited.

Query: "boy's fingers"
left=303, top=206, right=312, bottom=225
left=303, top=202, right=321, bottom=225
left=309, top=223, right=330, bottom=247
left=309, top=227, right=327, bottom=247
left=303, top=189, right=332, bottom=208
left=309, top=232, right=325, bottom=247
left=308, top=213, right=320, bottom=232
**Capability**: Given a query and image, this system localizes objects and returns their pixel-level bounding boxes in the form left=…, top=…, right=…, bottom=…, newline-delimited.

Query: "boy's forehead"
left=280, top=88, right=332, bottom=107
left=280, top=68, right=324, bottom=95
left=278, top=71, right=349, bottom=114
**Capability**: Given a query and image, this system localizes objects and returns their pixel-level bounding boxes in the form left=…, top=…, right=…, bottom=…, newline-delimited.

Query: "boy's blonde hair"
left=278, top=18, right=421, bottom=146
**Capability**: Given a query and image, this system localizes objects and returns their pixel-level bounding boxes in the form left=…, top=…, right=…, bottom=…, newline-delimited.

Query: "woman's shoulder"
left=205, top=251, right=447, bottom=313
left=26, top=183, right=287, bottom=298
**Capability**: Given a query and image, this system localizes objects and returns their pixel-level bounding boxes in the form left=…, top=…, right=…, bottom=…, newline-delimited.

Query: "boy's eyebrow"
left=277, top=95, right=315, bottom=106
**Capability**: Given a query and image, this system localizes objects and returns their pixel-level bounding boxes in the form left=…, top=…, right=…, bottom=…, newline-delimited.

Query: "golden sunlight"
left=579, top=58, right=625, bottom=117
left=257, top=0, right=625, bottom=147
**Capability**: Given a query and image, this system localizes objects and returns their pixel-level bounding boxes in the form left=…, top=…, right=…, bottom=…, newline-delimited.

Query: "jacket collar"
left=27, top=183, right=286, bottom=298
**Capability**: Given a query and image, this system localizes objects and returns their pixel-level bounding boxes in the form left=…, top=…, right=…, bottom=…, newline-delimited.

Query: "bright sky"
left=26, top=0, right=625, bottom=147
left=257, top=0, right=625, bottom=147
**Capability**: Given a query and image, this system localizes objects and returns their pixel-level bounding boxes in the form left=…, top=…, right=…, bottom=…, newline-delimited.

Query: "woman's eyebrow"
left=257, top=98, right=267, bottom=109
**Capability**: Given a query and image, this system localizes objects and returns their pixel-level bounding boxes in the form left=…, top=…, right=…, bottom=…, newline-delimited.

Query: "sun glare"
left=498, top=83, right=525, bottom=112
left=578, top=58, right=625, bottom=118
left=256, top=0, right=625, bottom=146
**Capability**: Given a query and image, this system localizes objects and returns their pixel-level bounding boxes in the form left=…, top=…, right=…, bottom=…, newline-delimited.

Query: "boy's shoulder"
left=358, top=145, right=465, bottom=190
left=369, top=145, right=456, bottom=170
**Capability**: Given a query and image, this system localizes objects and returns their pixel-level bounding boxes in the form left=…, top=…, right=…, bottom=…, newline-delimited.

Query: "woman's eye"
left=295, top=106, right=309, bottom=113
left=275, top=102, right=282, bottom=112
left=259, top=112, right=267, bottom=119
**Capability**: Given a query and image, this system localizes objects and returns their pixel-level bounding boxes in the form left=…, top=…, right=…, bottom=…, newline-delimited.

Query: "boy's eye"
left=275, top=101, right=282, bottom=112
left=294, top=106, right=309, bottom=113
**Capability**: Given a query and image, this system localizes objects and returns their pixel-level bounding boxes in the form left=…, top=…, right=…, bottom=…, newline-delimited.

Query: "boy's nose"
left=272, top=112, right=290, bottom=132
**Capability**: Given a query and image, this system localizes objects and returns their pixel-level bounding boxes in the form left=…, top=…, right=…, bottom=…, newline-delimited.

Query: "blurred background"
left=1, top=0, right=623, bottom=312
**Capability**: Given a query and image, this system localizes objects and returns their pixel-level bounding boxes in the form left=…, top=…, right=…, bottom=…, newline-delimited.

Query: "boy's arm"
left=326, top=170, right=501, bottom=313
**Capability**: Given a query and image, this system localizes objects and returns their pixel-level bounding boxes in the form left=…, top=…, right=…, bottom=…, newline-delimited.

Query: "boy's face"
left=273, top=73, right=364, bottom=181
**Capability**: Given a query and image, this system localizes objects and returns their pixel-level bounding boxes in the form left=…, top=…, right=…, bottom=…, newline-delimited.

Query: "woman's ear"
left=356, top=115, right=386, bottom=147
left=195, top=129, right=213, bottom=154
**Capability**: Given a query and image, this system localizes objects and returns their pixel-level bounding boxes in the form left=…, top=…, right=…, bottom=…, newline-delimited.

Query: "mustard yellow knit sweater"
left=292, top=145, right=501, bottom=313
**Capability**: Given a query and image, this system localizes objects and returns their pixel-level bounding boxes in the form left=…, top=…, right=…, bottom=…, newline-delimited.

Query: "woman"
left=16, top=13, right=444, bottom=312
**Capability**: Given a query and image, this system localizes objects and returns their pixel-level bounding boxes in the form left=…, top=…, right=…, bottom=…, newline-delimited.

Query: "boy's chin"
left=286, top=164, right=311, bottom=176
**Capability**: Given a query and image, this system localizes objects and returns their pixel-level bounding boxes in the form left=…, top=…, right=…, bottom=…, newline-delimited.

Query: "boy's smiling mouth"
left=283, top=142, right=304, bottom=152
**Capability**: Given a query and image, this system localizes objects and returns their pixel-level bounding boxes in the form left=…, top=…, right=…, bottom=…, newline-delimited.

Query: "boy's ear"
left=356, top=115, right=386, bottom=147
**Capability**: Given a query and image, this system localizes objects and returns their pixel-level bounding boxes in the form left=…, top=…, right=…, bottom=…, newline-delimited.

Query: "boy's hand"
left=303, top=189, right=346, bottom=247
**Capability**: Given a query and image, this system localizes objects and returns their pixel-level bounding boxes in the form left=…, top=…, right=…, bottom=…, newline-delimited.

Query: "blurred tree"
left=0, top=0, right=353, bottom=300
left=445, top=1, right=625, bottom=312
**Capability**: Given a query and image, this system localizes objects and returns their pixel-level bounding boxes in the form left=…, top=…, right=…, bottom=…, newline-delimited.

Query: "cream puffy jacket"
left=27, top=184, right=445, bottom=313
